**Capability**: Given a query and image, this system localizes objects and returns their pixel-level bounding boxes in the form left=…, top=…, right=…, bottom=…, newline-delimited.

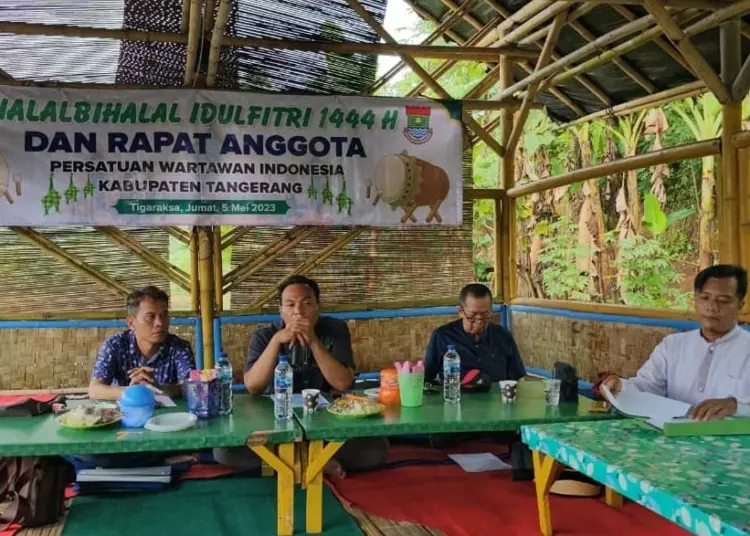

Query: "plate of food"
left=327, top=395, right=385, bottom=419
left=56, top=405, right=122, bottom=429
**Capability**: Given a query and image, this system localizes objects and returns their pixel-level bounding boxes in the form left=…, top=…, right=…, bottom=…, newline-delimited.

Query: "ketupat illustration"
left=307, top=176, right=318, bottom=201
left=83, top=174, right=95, bottom=198
left=64, top=174, right=79, bottom=204
left=336, top=177, right=353, bottom=215
left=42, top=173, right=62, bottom=215
left=322, top=176, right=333, bottom=205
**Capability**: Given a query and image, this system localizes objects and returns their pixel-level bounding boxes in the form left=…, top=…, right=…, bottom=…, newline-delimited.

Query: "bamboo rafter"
left=508, top=138, right=721, bottom=198
left=95, top=226, right=191, bottom=291
left=0, top=21, right=538, bottom=61
left=222, top=227, right=318, bottom=293
left=206, top=0, right=232, bottom=87
left=643, top=0, right=731, bottom=103
left=567, top=0, right=732, bottom=9
left=164, top=226, right=191, bottom=244
left=221, top=226, right=252, bottom=250
left=9, top=227, right=130, bottom=298
left=242, top=227, right=365, bottom=311
left=507, top=10, right=567, bottom=157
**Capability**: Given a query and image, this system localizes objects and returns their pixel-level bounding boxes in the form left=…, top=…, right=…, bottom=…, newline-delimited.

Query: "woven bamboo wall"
left=0, top=325, right=195, bottom=390
left=511, top=312, right=676, bottom=382
left=220, top=314, right=457, bottom=378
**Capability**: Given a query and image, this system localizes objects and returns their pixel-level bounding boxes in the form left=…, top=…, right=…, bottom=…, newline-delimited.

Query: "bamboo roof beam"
left=477, top=0, right=555, bottom=47
left=95, top=226, right=191, bottom=291
left=184, top=0, right=202, bottom=86
left=0, top=21, right=538, bottom=60
left=222, top=227, right=318, bottom=293
left=243, top=227, right=365, bottom=311
left=548, top=1, right=750, bottom=94
left=507, top=11, right=567, bottom=157
left=344, top=0, right=505, bottom=157
left=567, top=19, right=656, bottom=94
left=610, top=4, right=697, bottom=77
left=560, top=81, right=705, bottom=129
left=370, top=0, right=480, bottom=93
left=507, top=138, right=720, bottom=199
left=221, top=226, right=253, bottom=250
left=206, top=0, right=232, bottom=87
left=164, top=226, right=191, bottom=244
left=9, top=227, right=130, bottom=298
left=495, top=12, right=661, bottom=103
left=565, top=0, right=733, bottom=9
left=643, top=0, right=731, bottom=103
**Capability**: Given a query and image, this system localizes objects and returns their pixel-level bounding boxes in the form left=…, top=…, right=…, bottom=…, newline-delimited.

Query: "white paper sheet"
left=154, top=394, right=177, bottom=408
left=601, top=383, right=691, bottom=421
left=447, top=453, right=511, bottom=473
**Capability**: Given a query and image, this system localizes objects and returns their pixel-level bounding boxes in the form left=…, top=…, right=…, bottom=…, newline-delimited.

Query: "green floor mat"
left=62, top=477, right=363, bottom=536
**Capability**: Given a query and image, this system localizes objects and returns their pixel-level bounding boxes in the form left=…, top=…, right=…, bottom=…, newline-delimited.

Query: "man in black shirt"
left=425, top=283, right=525, bottom=383
left=215, top=276, right=388, bottom=476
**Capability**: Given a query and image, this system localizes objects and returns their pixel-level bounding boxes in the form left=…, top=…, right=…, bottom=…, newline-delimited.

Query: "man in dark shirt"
left=215, top=276, right=388, bottom=476
left=425, top=283, right=525, bottom=384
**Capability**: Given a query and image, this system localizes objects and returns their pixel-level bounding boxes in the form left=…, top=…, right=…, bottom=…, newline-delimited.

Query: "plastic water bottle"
left=443, top=345, right=461, bottom=404
left=274, top=354, right=293, bottom=421
left=217, top=351, right=233, bottom=415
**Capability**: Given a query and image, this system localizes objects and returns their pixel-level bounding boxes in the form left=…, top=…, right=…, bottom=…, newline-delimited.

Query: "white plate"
left=144, top=412, right=197, bottom=433
left=364, top=388, right=380, bottom=400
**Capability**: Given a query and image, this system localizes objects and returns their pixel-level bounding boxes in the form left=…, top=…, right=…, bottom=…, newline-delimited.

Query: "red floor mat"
left=327, top=447, right=689, bottom=536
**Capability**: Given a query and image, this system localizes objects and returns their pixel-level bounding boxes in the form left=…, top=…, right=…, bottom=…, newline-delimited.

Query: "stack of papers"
left=447, top=453, right=511, bottom=473
left=600, top=384, right=692, bottom=429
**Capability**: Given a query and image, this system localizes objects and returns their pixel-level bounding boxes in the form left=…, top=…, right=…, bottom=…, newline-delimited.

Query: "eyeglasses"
left=461, top=311, right=492, bottom=323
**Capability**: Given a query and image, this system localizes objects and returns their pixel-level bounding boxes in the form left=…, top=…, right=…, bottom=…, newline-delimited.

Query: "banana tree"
left=608, top=110, right=648, bottom=239
left=671, top=93, right=722, bottom=269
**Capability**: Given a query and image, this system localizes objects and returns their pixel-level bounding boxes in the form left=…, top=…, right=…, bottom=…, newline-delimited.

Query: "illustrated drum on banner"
left=0, top=88, right=464, bottom=227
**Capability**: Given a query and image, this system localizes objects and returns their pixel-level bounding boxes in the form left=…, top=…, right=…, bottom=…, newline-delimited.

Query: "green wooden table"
left=295, top=379, right=619, bottom=533
left=0, top=395, right=301, bottom=536
left=522, top=419, right=750, bottom=536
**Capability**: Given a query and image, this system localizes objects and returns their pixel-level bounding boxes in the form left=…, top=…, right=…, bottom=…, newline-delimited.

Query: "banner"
left=0, top=88, right=463, bottom=227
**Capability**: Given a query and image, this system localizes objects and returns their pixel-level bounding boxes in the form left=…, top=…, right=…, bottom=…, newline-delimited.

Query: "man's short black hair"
left=459, top=283, right=492, bottom=307
left=278, top=275, right=320, bottom=304
left=694, top=264, right=748, bottom=301
left=126, top=286, right=170, bottom=316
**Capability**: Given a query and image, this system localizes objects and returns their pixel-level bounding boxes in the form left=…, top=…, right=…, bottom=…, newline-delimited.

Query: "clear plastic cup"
left=544, top=379, right=561, bottom=406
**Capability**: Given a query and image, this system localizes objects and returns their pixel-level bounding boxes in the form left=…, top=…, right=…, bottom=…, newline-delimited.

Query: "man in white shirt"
left=602, top=264, right=750, bottom=421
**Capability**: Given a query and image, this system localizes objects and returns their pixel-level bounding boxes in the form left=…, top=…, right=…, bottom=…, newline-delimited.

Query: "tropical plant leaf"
left=642, top=192, right=667, bottom=235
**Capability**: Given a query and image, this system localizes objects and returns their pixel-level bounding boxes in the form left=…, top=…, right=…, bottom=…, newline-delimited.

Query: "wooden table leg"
left=605, top=487, right=624, bottom=508
left=305, top=440, right=344, bottom=534
left=532, top=450, right=564, bottom=536
left=250, top=443, right=296, bottom=536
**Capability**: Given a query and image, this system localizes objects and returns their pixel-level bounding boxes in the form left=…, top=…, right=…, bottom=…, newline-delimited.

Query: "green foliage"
left=613, top=233, right=692, bottom=310
left=537, top=216, right=591, bottom=302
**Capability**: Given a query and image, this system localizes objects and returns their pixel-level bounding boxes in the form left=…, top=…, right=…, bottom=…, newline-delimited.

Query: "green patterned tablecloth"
left=522, top=419, right=750, bottom=536
left=0, top=395, right=300, bottom=457
left=296, top=379, right=619, bottom=441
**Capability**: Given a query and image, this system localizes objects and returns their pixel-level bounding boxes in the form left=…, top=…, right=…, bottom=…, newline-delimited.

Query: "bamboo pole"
left=184, top=0, right=202, bottom=86
left=222, top=227, right=318, bottom=293
left=508, top=139, right=721, bottom=198
left=180, top=0, right=191, bottom=33
left=564, top=0, right=731, bottom=8
left=369, top=0, right=480, bottom=93
left=720, top=20, right=742, bottom=266
left=343, top=0, right=505, bottom=158
left=198, top=227, right=215, bottom=369
left=511, top=298, right=699, bottom=322
left=739, top=147, right=750, bottom=314
left=610, top=4, right=697, bottom=77
left=560, top=81, right=705, bottom=129
left=221, top=226, right=252, bottom=250
left=213, top=226, right=223, bottom=312
left=204, top=0, right=216, bottom=36
left=550, top=1, right=750, bottom=90
left=95, top=227, right=191, bottom=291
left=495, top=13, right=658, bottom=103
left=190, top=228, right=200, bottom=312
left=9, top=227, right=130, bottom=298
left=464, top=188, right=505, bottom=201
left=507, top=11, right=566, bottom=157
left=244, top=228, right=365, bottom=311
left=733, top=130, right=750, bottom=149
left=643, top=0, right=731, bottom=103
left=164, top=226, right=191, bottom=244
left=206, top=0, right=232, bottom=87
left=0, top=310, right=198, bottom=321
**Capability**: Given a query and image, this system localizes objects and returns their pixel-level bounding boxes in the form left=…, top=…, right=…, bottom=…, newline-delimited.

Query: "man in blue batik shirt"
left=88, top=286, right=194, bottom=401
